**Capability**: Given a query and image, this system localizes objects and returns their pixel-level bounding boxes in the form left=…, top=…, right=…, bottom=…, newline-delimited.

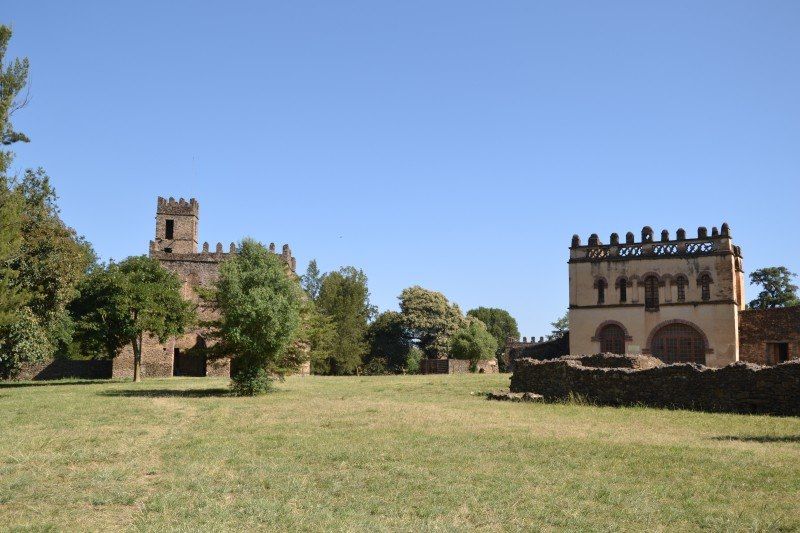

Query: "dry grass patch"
left=0, top=374, right=798, bottom=531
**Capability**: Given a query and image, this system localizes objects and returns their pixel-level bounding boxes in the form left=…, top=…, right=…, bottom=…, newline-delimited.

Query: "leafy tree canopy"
left=466, top=307, right=519, bottom=370
left=749, top=267, right=799, bottom=309
left=0, top=25, right=30, bottom=175
left=449, top=319, right=498, bottom=365
left=301, top=259, right=323, bottom=301
left=548, top=311, right=569, bottom=340
left=210, top=239, right=302, bottom=394
left=366, top=310, right=412, bottom=373
left=314, top=266, right=375, bottom=375
left=399, top=286, right=465, bottom=359
left=70, top=256, right=195, bottom=381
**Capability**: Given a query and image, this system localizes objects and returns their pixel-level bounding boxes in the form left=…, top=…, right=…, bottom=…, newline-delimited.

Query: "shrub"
left=0, top=308, right=51, bottom=379
left=449, top=320, right=498, bottom=369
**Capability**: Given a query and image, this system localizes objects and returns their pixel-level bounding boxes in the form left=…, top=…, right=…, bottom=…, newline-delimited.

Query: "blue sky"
left=5, top=1, right=800, bottom=336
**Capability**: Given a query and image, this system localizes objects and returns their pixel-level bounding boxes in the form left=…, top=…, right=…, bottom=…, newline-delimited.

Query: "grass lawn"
left=0, top=374, right=798, bottom=532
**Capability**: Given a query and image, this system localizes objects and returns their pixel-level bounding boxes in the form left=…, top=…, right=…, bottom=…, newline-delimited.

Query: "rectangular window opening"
left=165, top=219, right=174, bottom=240
left=767, top=342, right=789, bottom=364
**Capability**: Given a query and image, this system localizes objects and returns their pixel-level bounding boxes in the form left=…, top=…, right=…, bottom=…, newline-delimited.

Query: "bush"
left=230, top=363, right=274, bottom=396
left=449, top=320, right=497, bottom=369
left=405, top=346, right=423, bottom=374
left=0, top=308, right=51, bottom=379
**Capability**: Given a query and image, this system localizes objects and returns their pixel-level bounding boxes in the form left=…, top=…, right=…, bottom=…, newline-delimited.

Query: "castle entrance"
left=650, top=323, right=705, bottom=364
left=173, top=336, right=208, bottom=377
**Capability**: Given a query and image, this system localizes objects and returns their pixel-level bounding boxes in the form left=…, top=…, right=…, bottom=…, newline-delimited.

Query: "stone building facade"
left=739, top=307, right=800, bottom=365
left=568, top=224, right=746, bottom=367
left=112, top=197, right=307, bottom=379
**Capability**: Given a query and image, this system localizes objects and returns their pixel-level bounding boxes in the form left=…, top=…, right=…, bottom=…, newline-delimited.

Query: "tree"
left=0, top=25, right=30, bottom=175
left=13, top=169, right=95, bottom=353
left=449, top=319, right=498, bottom=369
left=366, top=310, right=412, bottom=373
left=467, top=307, right=519, bottom=370
left=749, top=267, right=799, bottom=309
left=70, top=256, right=195, bottom=382
left=301, top=259, right=323, bottom=300
left=314, top=267, right=375, bottom=374
left=210, top=239, right=302, bottom=394
left=548, top=311, right=569, bottom=340
left=399, top=286, right=465, bottom=359
left=0, top=183, right=26, bottom=326
left=0, top=308, right=50, bottom=378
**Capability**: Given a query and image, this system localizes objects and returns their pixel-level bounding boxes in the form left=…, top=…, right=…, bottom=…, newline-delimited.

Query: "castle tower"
left=154, top=197, right=198, bottom=254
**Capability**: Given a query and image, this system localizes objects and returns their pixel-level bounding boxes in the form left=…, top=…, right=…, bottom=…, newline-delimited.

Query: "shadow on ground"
left=100, top=388, right=231, bottom=398
left=713, top=435, right=800, bottom=443
left=0, top=379, right=112, bottom=389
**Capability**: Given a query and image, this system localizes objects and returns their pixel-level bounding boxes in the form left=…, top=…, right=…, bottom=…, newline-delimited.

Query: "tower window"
left=699, top=273, right=712, bottom=301
left=165, top=219, right=174, bottom=240
left=676, top=276, right=687, bottom=302
left=597, top=279, right=606, bottom=304
left=644, top=276, right=660, bottom=311
left=619, top=279, right=627, bottom=303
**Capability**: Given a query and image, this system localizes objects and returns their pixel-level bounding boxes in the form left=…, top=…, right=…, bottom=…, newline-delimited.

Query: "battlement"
left=157, top=196, right=199, bottom=216
left=149, top=240, right=297, bottom=271
left=570, top=223, right=742, bottom=262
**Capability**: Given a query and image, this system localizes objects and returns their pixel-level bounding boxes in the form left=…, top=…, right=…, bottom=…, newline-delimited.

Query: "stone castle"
left=112, top=197, right=308, bottom=378
left=509, top=223, right=799, bottom=369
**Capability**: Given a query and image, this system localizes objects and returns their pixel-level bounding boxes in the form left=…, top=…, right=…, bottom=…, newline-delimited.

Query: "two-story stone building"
left=568, top=224, right=745, bottom=367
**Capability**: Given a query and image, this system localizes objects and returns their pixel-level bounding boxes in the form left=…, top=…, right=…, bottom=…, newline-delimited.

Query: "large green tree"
left=209, top=239, right=302, bottom=394
left=749, top=267, right=799, bottom=309
left=301, top=259, right=323, bottom=301
left=466, top=307, right=519, bottom=370
left=449, top=319, right=498, bottom=368
left=314, top=267, right=375, bottom=374
left=398, top=286, right=465, bottom=359
left=365, top=310, right=412, bottom=373
left=13, top=169, right=95, bottom=352
left=0, top=25, right=30, bottom=175
left=0, top=25, right=29, bottom=326
left=70, top=256, right=195, bottom=382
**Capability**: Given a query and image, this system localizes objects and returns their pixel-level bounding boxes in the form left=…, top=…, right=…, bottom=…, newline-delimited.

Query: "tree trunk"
left=133, top=336, right=142, bottom=382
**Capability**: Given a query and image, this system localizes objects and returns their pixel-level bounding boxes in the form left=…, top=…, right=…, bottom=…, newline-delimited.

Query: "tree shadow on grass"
left=0, top=379, right=113, bottom=389
left=99, top=388, right=232, bottom=398
left=713, top=435, right=800, bottom=443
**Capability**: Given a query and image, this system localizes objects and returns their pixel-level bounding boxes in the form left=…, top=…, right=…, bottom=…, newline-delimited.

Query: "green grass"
left=0, top=374, right=798, bottom=532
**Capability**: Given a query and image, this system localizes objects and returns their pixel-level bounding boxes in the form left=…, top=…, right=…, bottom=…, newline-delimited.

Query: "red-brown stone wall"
left=739, top=307, right=800, bottom=365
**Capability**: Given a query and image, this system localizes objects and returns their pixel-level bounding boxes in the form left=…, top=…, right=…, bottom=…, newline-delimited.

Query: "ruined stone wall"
left=510, top=354, right=800, bottom=416
left=419, top=358, right=499, bottom=374
left=13, top=359, right=112, bottom=381
left=506, top=334, right=569, bottom=370
left=739, top=307, right=800, bottom=365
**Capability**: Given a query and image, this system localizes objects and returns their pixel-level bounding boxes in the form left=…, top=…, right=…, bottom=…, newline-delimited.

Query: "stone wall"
left=506, top=334, right=569, bottom=370
left=510, top=354, right=800, bottom=416
left=739, top=307, right=800, bottom=365
left=12, top=359, right=112, bottom=381
left=419, top=358, right=499, bottom=374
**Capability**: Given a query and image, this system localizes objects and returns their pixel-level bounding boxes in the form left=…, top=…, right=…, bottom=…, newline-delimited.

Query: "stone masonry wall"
left=510, top=354, right=800, bottom=416
left=739, top=307, right=800, bottom=365
left=13, top=359, right=113, bottom=381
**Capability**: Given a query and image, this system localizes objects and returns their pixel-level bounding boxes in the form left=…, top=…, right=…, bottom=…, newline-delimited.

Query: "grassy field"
left=0, top=374, right=798, bottom=532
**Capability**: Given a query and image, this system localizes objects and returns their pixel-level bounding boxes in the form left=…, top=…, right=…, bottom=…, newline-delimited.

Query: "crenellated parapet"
left=150, top=239, right=296, bottom=271
left=570, top=223, right=742, bottom=263
left=157, top=196, right=199, bottom=216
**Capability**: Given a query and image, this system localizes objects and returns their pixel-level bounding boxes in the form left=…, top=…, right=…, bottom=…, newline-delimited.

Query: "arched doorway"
left=598, top=323, right=626, bottom=354
left=649, top=322, right=706, bottom=364
left=173, top=336, right=208, bottom=377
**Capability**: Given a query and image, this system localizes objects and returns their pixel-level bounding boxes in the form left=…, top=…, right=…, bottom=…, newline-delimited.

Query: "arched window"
left=650, top=322, right=705, bottom=364
left=598, top=323, right=626, bottom=354
left=597, top=278, right=606, bottom=304
left=644, top=275, right=660, bottom=311
left=618, top=278, right=627, bottom=303
left=675, top=276, right=687, bottom=302
left=699, top=273, right=712, bottom=301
